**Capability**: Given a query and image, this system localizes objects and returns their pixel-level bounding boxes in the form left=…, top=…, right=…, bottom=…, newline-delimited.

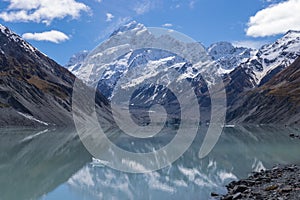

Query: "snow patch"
left=17, top=112, right=49, bottom=126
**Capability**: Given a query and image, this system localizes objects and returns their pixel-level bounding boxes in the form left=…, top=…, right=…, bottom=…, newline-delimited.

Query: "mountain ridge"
left=0, top=24, right=110, bottom=127
left=1, top=21, right=299, bottom=126
left=65, top=21, right=300, bottom=125
left=227, top=56, right=300, bottom=125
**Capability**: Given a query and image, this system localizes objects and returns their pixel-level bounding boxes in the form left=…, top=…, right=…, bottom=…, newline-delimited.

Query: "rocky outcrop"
left=217, top=165, right=300, bottom=200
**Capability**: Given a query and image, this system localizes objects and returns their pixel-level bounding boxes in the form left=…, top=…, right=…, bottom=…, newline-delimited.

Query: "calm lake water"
left=0, top=125, right=300, bottom=200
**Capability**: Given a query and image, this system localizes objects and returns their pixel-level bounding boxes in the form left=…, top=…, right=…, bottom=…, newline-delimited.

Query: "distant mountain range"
left=65, top=22, right=256, bottom=89
left=0, top=21, right=299, bottom=126
left=66, top=21, right=300, bottom=125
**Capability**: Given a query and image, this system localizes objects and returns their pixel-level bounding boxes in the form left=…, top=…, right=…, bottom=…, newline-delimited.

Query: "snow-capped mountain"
left=207, top=42, right=255, bottom=73
left=65, top=50, right=89, bottom=75
left=66, top=22, right=300, bottom=93
left=223, top=30, right=300, bottom=106
left=67, top=22, right=257, bottom=95
left=110, top=21, right=147, bottom=37
left=68, top=32, right=253, bottom=88
left=70, top=21, right=212, bottom=100
left=66, top=21, right=222, bottom=125
left=65, top=21, right=300, bottom=124
left=97, top=48, right=193, bottom=98
left=240, top=30, right=300, bottom=86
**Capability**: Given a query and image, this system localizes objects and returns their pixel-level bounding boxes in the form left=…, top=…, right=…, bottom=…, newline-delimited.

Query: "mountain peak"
left=0, top=23, right=16, bottom=38
left=208, top=42, right=235, bottom=55
left=207, top=41, right=253, bottom=71
left=0, top=23, right=7, bottom=31
left=282, top=30, right=300, bottom=40
left=109, top=21, right=146, bottom=37
left=0, top=23, right=37, bottom=54
left=285, top=30, right=300, bottom=35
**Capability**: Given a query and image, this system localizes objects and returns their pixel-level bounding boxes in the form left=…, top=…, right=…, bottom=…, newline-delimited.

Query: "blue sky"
left=0, top=0, right=299, bottom=65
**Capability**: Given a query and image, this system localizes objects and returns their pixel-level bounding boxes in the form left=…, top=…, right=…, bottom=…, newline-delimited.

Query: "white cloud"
left=106, top=13, right=114, bottom=22
left=189, top=0, right=196, bottom=9
left=170, top=2, right=180, bottom=9
left=133, top=0, right=152, bottom=15
left=246, top=0, right=300, bottom=37
left=162, top=23, right=173, bottom=27
left=22, top=30, right=69, bottom=43
left=0, top=0, right=90, bottom=25
left=232, top=40, right=268, bottom=49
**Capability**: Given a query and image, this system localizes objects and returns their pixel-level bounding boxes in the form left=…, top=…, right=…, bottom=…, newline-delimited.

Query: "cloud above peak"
left=0, top=0, right=90, bottom=24
left=133, top=0, right=152, bottom=15
left=246, top=0, right=300, bottom=37
left=162, top=23, right=173, bottom=27
left=22, top=30, right=70, bottom=43
left=106, top=13, right=114, bottom=22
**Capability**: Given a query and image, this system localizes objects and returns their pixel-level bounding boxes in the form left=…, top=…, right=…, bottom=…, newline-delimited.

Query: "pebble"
left=211, top=165, right=300, bottom=200
left=264, top=185, right=279, bottom=191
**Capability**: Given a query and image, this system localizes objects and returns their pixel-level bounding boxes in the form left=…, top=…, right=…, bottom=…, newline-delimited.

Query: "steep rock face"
left=0, top=24, right=108, bottom=126
left=227, top=57, right=300, bottom=125
left=223, top=66, right=257, bottom=106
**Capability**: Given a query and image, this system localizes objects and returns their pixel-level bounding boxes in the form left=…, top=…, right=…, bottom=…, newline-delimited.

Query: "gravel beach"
left=212, top=165, right=300, bottom=200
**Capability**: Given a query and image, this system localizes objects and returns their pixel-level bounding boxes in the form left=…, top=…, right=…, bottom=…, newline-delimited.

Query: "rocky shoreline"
left=212, top=165, right=300, bottom=200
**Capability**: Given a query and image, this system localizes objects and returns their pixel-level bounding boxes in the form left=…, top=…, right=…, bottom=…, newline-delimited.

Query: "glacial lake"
left=0, top=125, right=300, bottom=200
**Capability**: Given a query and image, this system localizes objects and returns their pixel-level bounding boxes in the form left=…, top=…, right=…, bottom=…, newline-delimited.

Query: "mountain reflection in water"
left=0, top=125, right=300, bottom=200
